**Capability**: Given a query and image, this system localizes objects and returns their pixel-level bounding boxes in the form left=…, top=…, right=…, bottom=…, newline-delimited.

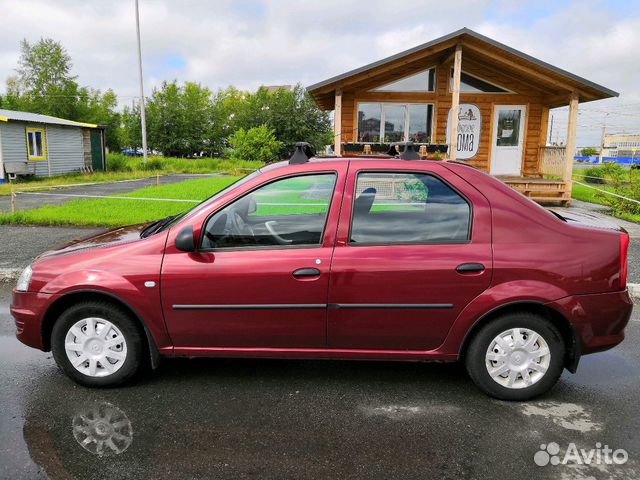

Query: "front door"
left=161, top=171, right=344, bottom=349
left=327, top=165, right=492, bottom=351
left=490, top=105, right=526, bottom=176
left=90, top=130, right=103, bottom=171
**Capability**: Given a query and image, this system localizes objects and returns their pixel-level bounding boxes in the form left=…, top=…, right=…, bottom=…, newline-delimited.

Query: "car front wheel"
left=465, top=312, right=565, bottom=401
left=51, top=301, right=144, bottom=387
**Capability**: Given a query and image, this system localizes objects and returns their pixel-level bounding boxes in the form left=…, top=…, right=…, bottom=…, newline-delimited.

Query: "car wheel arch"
left=41, top=290, right=161, bottom=369
left=458, top=301, right=580, bottom=373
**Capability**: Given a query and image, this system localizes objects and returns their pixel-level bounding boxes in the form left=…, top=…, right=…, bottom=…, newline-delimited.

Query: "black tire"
left=465, top=311, right=565, bottom=401
left=51, top=301, right=144, bottom=387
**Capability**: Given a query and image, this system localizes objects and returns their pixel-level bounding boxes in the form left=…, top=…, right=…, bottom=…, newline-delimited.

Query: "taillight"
left=620, top=233, right=629, bottom=289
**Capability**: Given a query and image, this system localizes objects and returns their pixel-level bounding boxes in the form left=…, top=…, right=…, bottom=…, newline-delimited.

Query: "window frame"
left=369, top=67, right=436, bottom=93
left=198, top=171, right=339, bottom=253
left=449, top=70, right=513, bottom=94
left=347, top=170, right=473, bottom=247
left=26, top=127, right=47, bottom=160
left=356, top=102, right=435, bottom=144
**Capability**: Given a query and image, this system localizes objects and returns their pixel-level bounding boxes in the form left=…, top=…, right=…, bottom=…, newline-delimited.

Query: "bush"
left=106, top=153, right=134, bottom=172
left=581, top=163, right=626, bottom=184
left=227, top=126, right=283, bottom=164
left=105, top=153, right=264, bottom=176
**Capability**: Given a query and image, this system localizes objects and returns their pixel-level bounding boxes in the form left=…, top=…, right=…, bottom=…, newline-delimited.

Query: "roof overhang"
left=307, top=28, right=619, bottom=110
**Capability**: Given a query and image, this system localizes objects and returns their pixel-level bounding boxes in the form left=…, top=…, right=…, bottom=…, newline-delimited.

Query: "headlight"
left=16, top=265, right=33, bottom=292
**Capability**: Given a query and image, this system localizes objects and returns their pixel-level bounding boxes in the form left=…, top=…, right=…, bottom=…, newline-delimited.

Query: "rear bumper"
left=546, top=289, right=633, bottom=355
left=11, top=290, right=53, bottom=351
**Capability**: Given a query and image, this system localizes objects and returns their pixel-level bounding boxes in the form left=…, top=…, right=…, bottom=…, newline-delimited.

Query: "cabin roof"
left=0, top=109, right=99, bottom=128
left=307, top=28, right=618, bottom=110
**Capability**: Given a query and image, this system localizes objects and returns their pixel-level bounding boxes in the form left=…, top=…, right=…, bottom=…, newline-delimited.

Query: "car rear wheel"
left=51, top=301, right=144, bottom=387
left=465, top=312, right=565, bottom=401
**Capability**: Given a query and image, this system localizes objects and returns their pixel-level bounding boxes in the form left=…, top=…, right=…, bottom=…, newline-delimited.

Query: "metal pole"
left=599, top=113, right=608, bottom=164
left=135, top=0, right=148, bottom=166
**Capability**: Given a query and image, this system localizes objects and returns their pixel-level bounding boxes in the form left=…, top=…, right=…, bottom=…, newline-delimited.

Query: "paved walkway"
left=0, top=174, right=225, bottom=213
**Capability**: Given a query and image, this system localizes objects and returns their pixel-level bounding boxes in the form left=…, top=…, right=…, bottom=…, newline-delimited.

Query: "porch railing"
left=539, top=146, right=567, bottom=180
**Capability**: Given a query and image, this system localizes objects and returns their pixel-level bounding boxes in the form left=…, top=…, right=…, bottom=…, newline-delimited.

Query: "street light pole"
left=135, top=0, right=148, bottom=165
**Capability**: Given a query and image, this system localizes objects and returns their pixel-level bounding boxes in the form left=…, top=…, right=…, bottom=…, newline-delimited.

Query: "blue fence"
left=574, top=156, right=640, bottom=165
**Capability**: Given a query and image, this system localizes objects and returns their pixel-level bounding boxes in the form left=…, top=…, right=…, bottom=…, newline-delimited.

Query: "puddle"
left=520, top=402, right=602, bottom=432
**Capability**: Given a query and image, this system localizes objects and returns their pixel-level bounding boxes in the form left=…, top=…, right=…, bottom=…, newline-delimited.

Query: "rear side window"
left=350, top=172, right=470, bottom=245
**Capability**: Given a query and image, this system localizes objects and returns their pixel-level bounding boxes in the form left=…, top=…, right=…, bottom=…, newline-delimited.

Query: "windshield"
left=156, top=170, right=263, bottom=233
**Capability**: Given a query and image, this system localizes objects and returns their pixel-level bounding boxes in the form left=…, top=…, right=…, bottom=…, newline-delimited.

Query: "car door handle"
left=292, top=268, right=321, bottom=279
left=456, top=263, right=485, bottom=274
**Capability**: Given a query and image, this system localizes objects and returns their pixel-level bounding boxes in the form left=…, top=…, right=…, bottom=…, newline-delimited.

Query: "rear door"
left=327, top=163, right=492, bottom=351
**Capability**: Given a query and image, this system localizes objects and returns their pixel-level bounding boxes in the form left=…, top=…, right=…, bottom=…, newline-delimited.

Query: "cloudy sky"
left=0, top=0, right=639, bottom=146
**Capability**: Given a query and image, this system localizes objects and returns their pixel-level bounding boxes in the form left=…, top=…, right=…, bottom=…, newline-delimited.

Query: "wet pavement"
left=0, top=284, right=638, bottom=480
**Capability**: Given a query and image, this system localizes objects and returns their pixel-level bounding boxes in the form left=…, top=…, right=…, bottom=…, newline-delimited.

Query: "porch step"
left=502, top=179, right=571, bottom=205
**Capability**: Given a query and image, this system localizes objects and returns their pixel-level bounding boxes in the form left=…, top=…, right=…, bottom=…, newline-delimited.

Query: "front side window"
left=26, top=128, right=46, bottom=160
left=350, top=172, right=470, bottom=245
left=202, top=174, right=337, bottom=249
left=357, top=103, right=434, bottom=144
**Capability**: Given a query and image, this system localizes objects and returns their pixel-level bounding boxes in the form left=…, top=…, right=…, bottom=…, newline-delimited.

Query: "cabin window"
left=357, top=103, right=434, bottom=143
left=370, top=68, right=436, bottom=93
left=450, top=71, right=510, bottom=93
left=26, top=128, right=47, bottom=160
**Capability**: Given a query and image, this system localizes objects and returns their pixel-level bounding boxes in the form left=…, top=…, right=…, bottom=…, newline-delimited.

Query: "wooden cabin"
left=307, top=28, right=618, bottom=204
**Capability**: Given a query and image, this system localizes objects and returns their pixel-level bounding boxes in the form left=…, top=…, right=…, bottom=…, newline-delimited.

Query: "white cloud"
left=0, top=0, right=637, bottom=145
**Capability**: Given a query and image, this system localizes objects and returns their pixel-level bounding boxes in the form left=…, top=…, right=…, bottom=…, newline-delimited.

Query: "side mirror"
left=175, top=226, right=196, bottom=252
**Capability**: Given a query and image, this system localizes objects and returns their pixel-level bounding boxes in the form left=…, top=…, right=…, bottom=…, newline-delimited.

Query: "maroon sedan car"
left=12, top=150, right=632, bottom=400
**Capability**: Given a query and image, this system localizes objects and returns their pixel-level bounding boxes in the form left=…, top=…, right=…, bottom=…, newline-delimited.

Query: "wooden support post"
left=448, top=44, right=462, bottom=161
left=11, top=189, right=16, bottom=214
left=334, top=88, right=342, bottom=156
left=564, top=92, right=579, bottom=182
left=156, top=173, right=160, bottom=187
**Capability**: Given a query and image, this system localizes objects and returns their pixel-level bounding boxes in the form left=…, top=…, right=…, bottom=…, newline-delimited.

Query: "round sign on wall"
left=446, top=104, right=481, bottom=160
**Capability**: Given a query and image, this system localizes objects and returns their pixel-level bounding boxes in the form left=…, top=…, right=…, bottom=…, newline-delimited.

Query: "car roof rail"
left=386, top=141, right=421, bottom=160
left=289, top=142, right=315, bottom=164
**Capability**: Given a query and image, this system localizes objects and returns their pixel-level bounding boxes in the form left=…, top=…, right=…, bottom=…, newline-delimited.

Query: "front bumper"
left=546, top=289, right=633, bottom=355
left=11, top=290, right=54, bottom=351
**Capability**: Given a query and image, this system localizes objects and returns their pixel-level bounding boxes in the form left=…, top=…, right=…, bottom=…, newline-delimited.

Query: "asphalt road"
left=0, top=284, right=638, bottom=480
left=0, top=174, right=225, bottom=213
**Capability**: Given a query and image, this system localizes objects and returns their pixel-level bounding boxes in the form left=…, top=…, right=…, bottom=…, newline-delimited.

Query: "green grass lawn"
left=0, top=154, right=263, bottom=197
left=572, top=182, right=640, bottom=223
left=0, top=177, right=240, bottom=227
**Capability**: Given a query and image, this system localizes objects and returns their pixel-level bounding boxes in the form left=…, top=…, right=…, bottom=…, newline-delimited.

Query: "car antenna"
left=289, top=142, right=315, bottom=164
left=387, top=141, right=421, bottom=160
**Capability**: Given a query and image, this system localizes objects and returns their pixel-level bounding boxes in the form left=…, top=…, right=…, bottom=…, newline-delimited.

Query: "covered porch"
left=308, top=28, right=618, bottom=205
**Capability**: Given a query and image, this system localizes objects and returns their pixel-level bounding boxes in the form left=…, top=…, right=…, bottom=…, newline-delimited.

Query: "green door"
left=90, top=130, right=103, bottom=171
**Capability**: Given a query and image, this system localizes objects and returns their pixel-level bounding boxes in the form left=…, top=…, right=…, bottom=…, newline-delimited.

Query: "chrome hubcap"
left=64, top=317, right=127, bottom=377
left=485, top=327, right=551, bottom=389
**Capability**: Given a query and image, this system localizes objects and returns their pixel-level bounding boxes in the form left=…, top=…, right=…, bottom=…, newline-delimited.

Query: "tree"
left=228, top=126, right=283, bottom=163
left=5, top=38, right=79, bottom=118
left=232, top=85, right=332, bottom=156
left=145, top=81, right=213, bottom=157
left=1, top=38, right=124, bottom=151
left=208, top=87, right=247, bottom=155
left=580, top=147, right=599, bottom=157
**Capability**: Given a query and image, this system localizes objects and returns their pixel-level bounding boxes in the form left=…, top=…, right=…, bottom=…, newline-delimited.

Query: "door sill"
left=164, top=346, right=457, bottom=362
